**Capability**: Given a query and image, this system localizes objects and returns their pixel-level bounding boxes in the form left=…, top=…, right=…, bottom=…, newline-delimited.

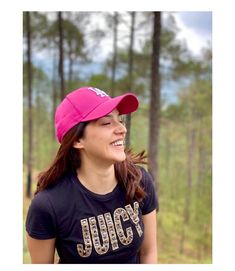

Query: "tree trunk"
left=68, top=39, right=74, bottom=88
left=110, top=12, right=118, bottom=96
left=26, top=12, right=33, bottom=198
left=179, top=128, right=196, bottom=254
left=197, top=127, right=206, bottom=197
left=164, top=130, right=174, bottom=202
left=196, top=125, right=206, bottom=260
left=185, top=128, right=195, bottom=221
left=52, top=47, right=57, bottom=139
left=125, top=12, right=136, bottom=148
left=58, top=12, right=65, bottom=100
left=148, top=12, right=161, bottom=187
left=35, top=95, right=41, bottom=169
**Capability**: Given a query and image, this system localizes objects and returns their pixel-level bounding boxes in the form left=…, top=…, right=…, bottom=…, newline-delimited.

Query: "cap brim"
left=82, top=93, right=139, bottom=122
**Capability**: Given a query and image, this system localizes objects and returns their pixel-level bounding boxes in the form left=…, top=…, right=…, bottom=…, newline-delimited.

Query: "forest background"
left=23, top=11, right=212, bottom=264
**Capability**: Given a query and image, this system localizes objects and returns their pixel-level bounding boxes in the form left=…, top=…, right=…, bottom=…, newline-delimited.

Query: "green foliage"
left=86, top=73, right=111, bottom=93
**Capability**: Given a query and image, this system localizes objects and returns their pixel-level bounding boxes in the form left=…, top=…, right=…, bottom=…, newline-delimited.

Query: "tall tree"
left=25, top=12, right=33, bottom=198
left=110, top=12, right=119, bottom=96
left=62, top=13, right=85, bottom=88
left=180, top=126, right=196, bottom=254
left=125, top=12, right=136, bottom=148
left=58, top=12, right=65, bottom=100
left=52, top=46, right=58, bottom=138
left=148, top=12, right=161, bottom=187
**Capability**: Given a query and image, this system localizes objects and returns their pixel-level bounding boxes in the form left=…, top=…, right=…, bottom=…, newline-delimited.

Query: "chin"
left=112, top=152, right=126, bottom=163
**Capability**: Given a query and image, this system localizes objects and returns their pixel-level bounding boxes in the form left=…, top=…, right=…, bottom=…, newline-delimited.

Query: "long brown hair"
left=35, top=122, right=147, bottom=203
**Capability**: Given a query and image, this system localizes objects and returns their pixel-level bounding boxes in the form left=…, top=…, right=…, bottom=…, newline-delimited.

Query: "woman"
left=26, top=86, right=159, bottom=264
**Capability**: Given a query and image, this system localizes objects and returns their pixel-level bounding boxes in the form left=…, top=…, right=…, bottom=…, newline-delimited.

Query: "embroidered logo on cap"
left=88, top=87, right=109, bottom=98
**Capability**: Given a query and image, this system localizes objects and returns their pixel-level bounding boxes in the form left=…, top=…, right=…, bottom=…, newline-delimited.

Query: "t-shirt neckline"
left=71, top=172, right=121, bottom=201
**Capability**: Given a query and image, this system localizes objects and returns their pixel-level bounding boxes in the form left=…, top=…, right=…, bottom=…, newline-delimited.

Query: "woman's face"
left=75, top=109, right=127, bottom=165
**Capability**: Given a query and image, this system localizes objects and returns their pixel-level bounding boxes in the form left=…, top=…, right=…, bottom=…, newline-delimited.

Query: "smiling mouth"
left=111, top=139, right=124, bottom=147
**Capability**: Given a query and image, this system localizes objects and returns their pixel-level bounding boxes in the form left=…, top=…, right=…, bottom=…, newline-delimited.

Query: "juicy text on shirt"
left=77, top=201, right=143, bottom=257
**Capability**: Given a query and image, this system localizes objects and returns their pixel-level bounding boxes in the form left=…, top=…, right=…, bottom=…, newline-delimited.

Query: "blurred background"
left=23, top=11, right=212, bottom=264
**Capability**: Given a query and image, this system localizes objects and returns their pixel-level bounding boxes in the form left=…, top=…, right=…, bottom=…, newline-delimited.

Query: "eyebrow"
left=97, top=114, right=124, bottom=122
left=102, top=113, right=121, bottom=118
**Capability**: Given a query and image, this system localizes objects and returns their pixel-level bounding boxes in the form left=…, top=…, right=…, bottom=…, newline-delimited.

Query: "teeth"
left=111, top=140, right=123, bottom=146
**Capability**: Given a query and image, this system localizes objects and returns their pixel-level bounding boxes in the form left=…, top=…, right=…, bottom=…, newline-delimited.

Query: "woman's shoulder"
left=138, top=166, right=154, bottom=185
left=44, top=171, right=74, bottom=191
left=32, top=172, right=74, bottom=203
left=28, top=189, right=53, bottom=216
left=137, top=166, right=159, bottom=214
left=29, top=172, right=75, bottom=216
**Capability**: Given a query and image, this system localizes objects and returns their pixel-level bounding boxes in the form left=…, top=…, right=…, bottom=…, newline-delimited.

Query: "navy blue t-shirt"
left=26, top=167, right=158, bottom=264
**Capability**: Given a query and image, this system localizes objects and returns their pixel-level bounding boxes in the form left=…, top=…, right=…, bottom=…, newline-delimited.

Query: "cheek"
left=83, top=127, right=112, bottom=151
left=85, top=133, right=109, bottom=150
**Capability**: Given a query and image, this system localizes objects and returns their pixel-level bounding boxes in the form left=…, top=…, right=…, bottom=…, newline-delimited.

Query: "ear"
left=73, top=140, right=84, bottom=149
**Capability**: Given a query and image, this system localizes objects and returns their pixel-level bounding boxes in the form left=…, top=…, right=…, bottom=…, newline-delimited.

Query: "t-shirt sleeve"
left=140, top=167, right=159, bottom=215
left=25, top=192, right=57, bottom=239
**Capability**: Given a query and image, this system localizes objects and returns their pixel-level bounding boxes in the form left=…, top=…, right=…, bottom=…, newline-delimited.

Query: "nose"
left=114, top=121, right=127, bottom=135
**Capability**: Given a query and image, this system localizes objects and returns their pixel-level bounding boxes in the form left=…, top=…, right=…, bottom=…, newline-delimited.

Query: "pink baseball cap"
left=55, top=86, right=139, bottom=143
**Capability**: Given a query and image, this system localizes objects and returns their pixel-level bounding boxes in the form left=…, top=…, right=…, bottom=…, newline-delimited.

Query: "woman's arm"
left=26, top=234, right=56, bottom=264
left=139, top=209, right=158, bottom=263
